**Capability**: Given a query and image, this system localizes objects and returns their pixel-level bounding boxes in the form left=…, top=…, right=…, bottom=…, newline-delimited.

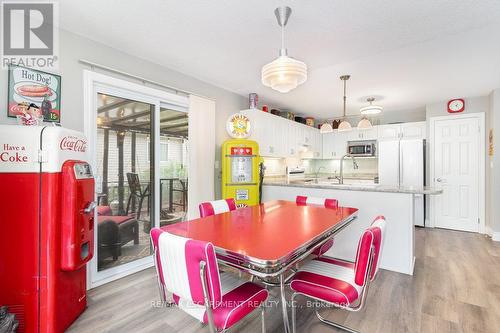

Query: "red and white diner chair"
left=199, top=198, right=237, bottom=218
left=296, top=196, right=339, bottom=257
left=289, top=216, right=386, bottom=333
left=150, top=228, right=268, bottom=333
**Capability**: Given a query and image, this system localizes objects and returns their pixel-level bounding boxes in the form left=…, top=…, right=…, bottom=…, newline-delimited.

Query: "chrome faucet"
left=340, top=154, right=358, bottom=184
left=315, top=166, right=325, bottom=179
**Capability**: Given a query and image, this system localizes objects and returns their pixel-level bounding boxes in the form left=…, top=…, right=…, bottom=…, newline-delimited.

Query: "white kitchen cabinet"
left=322, top=133, right=335, bottom=159
left=240, top=109, right=321, bottom=158
left=377, top=124, right=401, bottom=139
left=401, top=121, right=426, bottom=139
left=347, top=127, right=378, bottom=141
left=322, top=130, right=348, bottom=158
left=377, top=122, right=426, bottom=140
left=241, top=110, right=276, bottom=157
left=311, top=129, right=322, bottom=158
left=333, top=130, right=348, bottom=157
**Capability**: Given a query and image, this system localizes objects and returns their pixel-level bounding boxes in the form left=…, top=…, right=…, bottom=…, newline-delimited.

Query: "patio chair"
left=126, top=172, right=150, bottom=221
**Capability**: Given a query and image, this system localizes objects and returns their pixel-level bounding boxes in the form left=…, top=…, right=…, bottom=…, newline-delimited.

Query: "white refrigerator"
left=378, top=138, right=425, bottom=226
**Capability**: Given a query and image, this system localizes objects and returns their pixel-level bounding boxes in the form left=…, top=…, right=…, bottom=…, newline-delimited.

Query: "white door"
left=433, top=116, right=480, bottom=232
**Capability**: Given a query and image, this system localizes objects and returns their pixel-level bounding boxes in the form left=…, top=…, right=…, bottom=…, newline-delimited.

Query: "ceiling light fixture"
left=357, top=117, right=373, bottom=130
left=337, top=75, right=352, bottom=132
left=360, top=97, right=383, bottom=115
left=320, top=75, right=353, bottom=133
left=319, top=122, right=333, bottom=134
left=261, top=6, right=307, bottom=93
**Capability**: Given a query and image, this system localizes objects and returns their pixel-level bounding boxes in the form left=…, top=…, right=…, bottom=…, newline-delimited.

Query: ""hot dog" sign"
left=7, top=65, right=62, bottom=123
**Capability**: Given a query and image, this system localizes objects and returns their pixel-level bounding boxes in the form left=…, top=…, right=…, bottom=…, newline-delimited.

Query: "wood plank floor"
left=68, top=228, right=500, bottom=333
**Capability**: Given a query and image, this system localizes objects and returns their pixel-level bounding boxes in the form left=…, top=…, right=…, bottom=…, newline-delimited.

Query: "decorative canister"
left=249, top=93, right=258, bottom=109
left=305, top=117, right=315, bottom=127
left=332, top=119, right=341, bottom=129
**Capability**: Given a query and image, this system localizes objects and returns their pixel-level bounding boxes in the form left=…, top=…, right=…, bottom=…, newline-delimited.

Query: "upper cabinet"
left=322, top=130, right=348, bottom=158
left=377, top=122, right=426, bottom=140
left=240, top=109, right=426, bottom=159
left=400, top=121, right=426, bottom=139
left=347, top=127, right=378, bottom=141
left=377, top=124, right=400, bottom=139
left=240, top=109, right=321, bottom=158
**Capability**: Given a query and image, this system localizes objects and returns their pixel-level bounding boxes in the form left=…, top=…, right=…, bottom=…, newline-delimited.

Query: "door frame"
left=83, top=70, right=189, bottom=288
left=429, top=112, right=485, bottom=233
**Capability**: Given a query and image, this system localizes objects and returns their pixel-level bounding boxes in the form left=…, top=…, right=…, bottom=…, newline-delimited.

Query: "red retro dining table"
left=162, top=200, right=358, bottom=333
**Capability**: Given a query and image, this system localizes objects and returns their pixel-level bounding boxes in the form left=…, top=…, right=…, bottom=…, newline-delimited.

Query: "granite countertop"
left=263, top=177, right=443, bottom=195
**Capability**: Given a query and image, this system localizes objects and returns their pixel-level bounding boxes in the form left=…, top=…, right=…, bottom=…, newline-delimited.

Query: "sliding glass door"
left=158, top=105, right=189, bottom=227
left=86, top=73, right=189, bottom=288
left=95, top=94, right=155, bottom=273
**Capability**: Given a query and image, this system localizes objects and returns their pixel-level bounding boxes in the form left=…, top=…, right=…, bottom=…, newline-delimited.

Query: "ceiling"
left=60, top=0, right=500, bottom=118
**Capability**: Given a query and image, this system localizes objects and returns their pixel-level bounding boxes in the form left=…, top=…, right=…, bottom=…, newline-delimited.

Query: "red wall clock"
left=447, top=99, right=465, bottom=113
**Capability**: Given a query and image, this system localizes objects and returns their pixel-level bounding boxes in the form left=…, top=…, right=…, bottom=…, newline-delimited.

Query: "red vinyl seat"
left=289, top=216, right=387, bottom=333
left=296, top=196, right=339, bottom=257
left=150, top=228, right=268, bottom=332
left=97, top=215, right=133, bottom=225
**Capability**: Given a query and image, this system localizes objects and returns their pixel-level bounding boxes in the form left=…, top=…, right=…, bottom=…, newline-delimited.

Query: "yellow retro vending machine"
left=222, top=113, right=263, bottom=206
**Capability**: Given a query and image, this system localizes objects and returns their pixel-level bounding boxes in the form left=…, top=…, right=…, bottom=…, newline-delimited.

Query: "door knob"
left=436, top=178, right=444, bottom=183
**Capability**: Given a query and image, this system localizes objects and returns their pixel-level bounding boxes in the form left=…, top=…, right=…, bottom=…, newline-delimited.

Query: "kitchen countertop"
left=263, top=177, right=443, bottom=195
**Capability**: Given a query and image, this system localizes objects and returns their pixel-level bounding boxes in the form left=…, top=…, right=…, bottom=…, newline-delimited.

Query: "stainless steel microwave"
left=347, top=140, right=377, bottom=156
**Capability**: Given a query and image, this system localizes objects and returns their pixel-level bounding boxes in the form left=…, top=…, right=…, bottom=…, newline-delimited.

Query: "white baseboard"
left=492, top=232, right=500, bottom=242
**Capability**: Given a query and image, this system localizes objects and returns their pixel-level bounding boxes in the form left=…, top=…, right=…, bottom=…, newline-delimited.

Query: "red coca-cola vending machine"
left=0, top=125, right=95, bottom=333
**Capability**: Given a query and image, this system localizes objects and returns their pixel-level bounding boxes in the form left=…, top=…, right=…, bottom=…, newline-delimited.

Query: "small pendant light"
left=337, top=75, right=352, bottom=132
left=357, top=117, right=373, bottom=130
left=319, top=122, right=333, bottom=134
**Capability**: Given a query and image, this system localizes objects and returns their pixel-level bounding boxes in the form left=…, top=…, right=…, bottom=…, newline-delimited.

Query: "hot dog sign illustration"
left=8, top=65, right=61, bottom=123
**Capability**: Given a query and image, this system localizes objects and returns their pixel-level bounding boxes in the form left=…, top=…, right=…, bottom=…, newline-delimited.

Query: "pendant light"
left=261, top=7, right=307, bottom=93
left=360, top=97, right=383, bottom=115
left=319, top=122, right=333, bottom=134
left=357, top=117, right=373, bottom=130
left=337, top=75, right=352, bottom=131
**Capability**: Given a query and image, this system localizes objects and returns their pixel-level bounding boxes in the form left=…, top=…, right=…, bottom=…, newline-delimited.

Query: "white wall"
left=489, top=89, right=500, bottom=236
left=0, top=29, right=247, bottom=198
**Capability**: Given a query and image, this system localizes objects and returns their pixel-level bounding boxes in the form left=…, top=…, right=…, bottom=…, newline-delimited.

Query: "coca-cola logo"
left=60, top=136, right=87, bottom=152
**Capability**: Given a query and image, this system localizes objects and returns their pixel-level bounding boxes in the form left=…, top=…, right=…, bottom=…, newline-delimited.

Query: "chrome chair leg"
left=261, top=304, right=266, bottom=333
left=291, top=293, right=298, bottom=333
left=315, top=309, right=360, bottom=333
left=280, top=274, right=291, bottom=333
